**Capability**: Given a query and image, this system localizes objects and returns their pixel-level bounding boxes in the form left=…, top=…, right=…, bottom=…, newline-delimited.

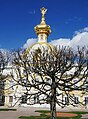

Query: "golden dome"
left=25, top=42, right=55, bottom=56
left=23, top=7, right=55, bottom=61
left=34, top=7, right=51, bottom=36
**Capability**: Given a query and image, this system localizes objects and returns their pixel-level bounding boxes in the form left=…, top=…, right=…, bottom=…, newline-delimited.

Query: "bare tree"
left=12, top=46, right=88, bottom=119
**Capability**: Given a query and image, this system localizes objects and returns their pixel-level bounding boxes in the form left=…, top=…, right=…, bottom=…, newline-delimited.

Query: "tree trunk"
left=50, top=78, right=57, bottom=119
left=50, top=99, right=56, bottom=119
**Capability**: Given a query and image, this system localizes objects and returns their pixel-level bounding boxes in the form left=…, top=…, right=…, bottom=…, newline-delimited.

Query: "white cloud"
left=28, top=10, right=36, bottom=15
left=70, top=32, right=88, bottom=48
left=50, top=38, right=70, bottom=47
left=50, top=27, right=88, bottom=49
left=74, top=27, right=88, bottom=35
left=23, top=27, right=88, bottom=49
left=23, top=38, right=37, bottom=49
left=84, top=27, right=88, bottom=31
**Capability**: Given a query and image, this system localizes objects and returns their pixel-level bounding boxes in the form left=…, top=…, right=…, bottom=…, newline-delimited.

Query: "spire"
left=40, top=7, right=47, bottom=24
left=34, top=7, right=51, bottom=43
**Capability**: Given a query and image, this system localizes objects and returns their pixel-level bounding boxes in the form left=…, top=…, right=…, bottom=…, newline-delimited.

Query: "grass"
left=0, top=108, right=17, bottom=111
left=19, top=110, right=88, bottom=119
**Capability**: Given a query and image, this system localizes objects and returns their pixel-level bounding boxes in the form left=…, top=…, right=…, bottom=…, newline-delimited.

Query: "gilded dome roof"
left=25, top=42, right=55, bottom=56
left=34, top=7, right=51, bottom=36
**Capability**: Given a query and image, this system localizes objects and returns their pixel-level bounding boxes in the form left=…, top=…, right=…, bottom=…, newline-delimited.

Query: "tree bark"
left=50, top=78, right=57, bottom=119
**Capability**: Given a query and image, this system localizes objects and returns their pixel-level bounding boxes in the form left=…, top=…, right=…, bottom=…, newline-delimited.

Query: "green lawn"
left=0, top=108, right=17, bottom=111
left=19, top=110, right=88, bottom=119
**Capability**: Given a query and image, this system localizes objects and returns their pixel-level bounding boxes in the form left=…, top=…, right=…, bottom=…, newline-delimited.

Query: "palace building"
left=0, top=7, right=88, bottom=109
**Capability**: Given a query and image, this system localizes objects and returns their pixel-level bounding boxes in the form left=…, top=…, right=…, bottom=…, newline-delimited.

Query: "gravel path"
left=81, top=114, right=88, bottom=118
left=0, top=107, right=41, bottom=119
left=0, top=106, right=88, bottom=119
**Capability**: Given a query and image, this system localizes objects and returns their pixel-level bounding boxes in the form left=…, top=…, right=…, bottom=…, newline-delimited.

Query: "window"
left=34, top=96, right=36, bottom=104
left=65, top=97, right=69, bottom=105
left=40, top=35, right=43, bottom=40
left=74, top=97, right=79, bottom=104
left=0, top=95, right=5, bottom=106
left=21, top=95, right=27, bottom=104
left=0, top=95, right=3, bottom=103
left=9, top=96, right=13, bottom=103
left=34, top=95, right=39, bottom=104
left=0, top=81, right=4, bottom=90
left=84, top=97, right=88, bottom=105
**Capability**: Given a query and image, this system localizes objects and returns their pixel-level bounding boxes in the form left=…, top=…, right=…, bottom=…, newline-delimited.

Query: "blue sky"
left=0, top=0, right=88, bottom=49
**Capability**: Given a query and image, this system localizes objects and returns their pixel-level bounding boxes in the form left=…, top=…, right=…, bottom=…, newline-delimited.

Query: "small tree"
left=12, top=46, right=88, bottom=119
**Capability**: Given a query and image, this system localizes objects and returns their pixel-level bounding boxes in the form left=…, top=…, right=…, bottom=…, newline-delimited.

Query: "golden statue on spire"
left=40, top=7, right=47, bottom=17
left=40, top=7, right=47, bottom=24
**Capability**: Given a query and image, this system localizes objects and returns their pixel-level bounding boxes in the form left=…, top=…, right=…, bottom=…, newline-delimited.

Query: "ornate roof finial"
left=34, top=7, right=51, bottom=42
left=40, top=7, right=47, bottom=24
